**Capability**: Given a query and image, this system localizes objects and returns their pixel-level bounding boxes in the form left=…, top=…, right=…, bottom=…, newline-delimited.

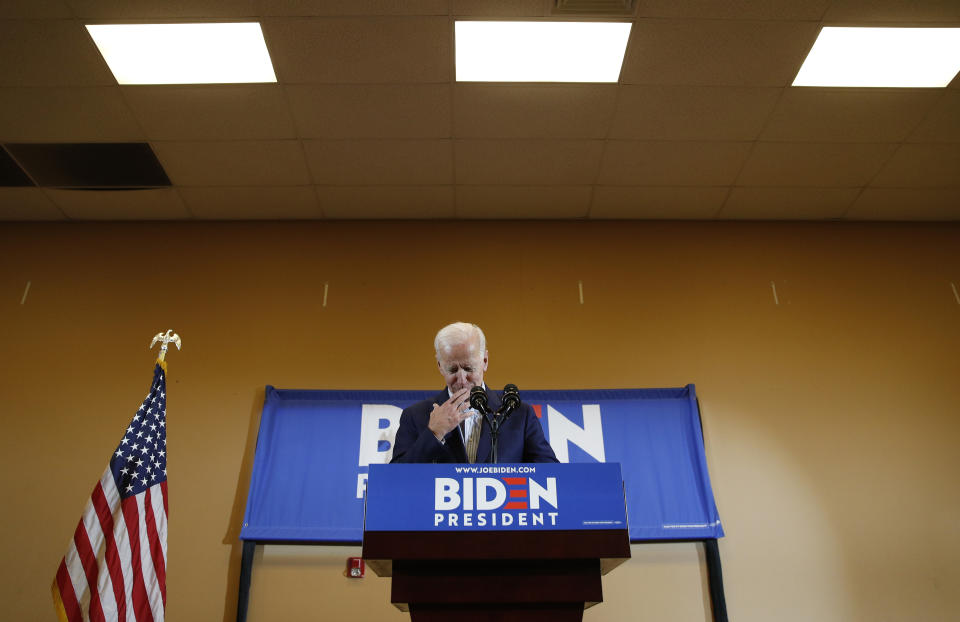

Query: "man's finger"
left=448, top=387, right=470, bottom=401
left=457, top=387, right=474, bottom=404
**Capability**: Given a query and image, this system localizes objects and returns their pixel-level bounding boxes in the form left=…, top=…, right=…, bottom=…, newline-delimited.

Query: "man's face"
left=437, top=338, right=488, bottom=394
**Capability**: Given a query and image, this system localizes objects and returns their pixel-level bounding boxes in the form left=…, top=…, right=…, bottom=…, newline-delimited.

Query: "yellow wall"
left=2, top=221, right=958, bottom=622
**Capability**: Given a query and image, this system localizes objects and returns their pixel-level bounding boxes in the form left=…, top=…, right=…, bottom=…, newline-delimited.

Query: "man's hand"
left=427, top=387, right=473, bottom=441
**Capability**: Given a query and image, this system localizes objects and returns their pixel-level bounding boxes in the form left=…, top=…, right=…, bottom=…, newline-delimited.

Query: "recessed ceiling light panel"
left=86, top=23, right=277, bottom=85
left=456, top=21, right=632, bottom=83
left=794, top=27, right=960, bottom=88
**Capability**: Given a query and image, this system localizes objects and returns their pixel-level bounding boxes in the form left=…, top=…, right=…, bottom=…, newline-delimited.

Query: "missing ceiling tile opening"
left=3, top=143, right=171, bottom=188
left=0, top=147, right=34, bottom=187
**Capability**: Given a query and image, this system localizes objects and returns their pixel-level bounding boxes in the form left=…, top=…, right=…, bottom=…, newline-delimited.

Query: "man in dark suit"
left=390, top=322, right=558, bottom=464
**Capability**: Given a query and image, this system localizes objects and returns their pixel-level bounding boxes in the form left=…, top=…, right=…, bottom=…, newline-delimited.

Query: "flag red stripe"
left=92, top=482, right=127, bottom=622
left=504, top=501, right=528, bottom=509
left=509, top=489, right=527, bottom=498
left=72, top=521, right=107, bottom=622
left=502, top=477, right=526, bottom=485
left=56, top=559, right=84, bottom=622
left=122, top=498, right=156, bottom=622
left=161, top=480, right=168, bottom=517
left=143, top=487, right=167, bottom=605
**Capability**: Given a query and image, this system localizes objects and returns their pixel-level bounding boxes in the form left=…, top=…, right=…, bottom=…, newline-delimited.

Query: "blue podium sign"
left=364, top=463, right=627, bottom=533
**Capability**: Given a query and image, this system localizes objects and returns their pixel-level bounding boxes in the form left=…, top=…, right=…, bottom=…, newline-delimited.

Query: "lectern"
left=362, top=463, right=631, bottom=622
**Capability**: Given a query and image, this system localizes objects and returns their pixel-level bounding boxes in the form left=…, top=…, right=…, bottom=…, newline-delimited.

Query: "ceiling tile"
left=0, top=1, right=72, bottom=18
left=636, top=0, right=832, bottom=20
left=178, top=186, right=321, bottom=219
left=0, top=20, right=115, bottom=87
left=589, top=186, right=728, bottom=219
left=260, top=0, right=449, bottom=15
left=824, top=0, right=960, bottom=22
left=455, top=139, right=604, bottom=185
left=65, top=0, right=257, bottom=18
left=760, top=89, right=941, bottom=143
left=287, top=84, right=450, bottom=138
left=451, top=0, right=552, bottom=17
left=153, top=140, right=311, bottom=186
left=620, top=20, right=819, bottom=86
left=304, top=139, right=453, bottom=185
left=907, top=91, right=960, bottom=143
left=317, top=185, right=454, bottom=218
left=0, top=87, right=144, bottom=142
left=453, top=84, right=618, bottom=139
left=870, top=143, right=960, bottom=187
left=598, top=141, right=752, bottom=185
left=0, top=188, right=64, bottom=220
left=263, top=17, right=451, bottom=83
left=46, top=188, right=190, bottom=220
left=121, top=85, right=295, bottom=141
left=721, top=187, right=860, bottom=219
left=609, top=85, right=780, bottom=140
left=737, top=142, right=898, bottom=186
left=455, top=185, right=591, bottom=218
left=846, top=188, right=960, bottom=220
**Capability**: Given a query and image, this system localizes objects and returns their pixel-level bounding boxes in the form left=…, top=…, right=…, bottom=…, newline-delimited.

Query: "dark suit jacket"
left=390, top=387, right=558, bottom=464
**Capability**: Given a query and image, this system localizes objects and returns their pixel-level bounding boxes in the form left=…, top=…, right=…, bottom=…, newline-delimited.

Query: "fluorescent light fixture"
left=86, top=23, right=277, bottom=85
left=794, top=27, right=960, bottom=87
left=456, top=21, right=631, bottom=82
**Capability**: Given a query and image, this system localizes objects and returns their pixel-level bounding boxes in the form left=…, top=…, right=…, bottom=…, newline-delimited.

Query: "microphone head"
left=502, top=384, right=520, bottom=411
left=469, top=386, right=488, bottom=412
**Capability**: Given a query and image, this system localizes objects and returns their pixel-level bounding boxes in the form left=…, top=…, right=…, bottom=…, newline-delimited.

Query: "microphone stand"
left=478, top=409, right=498, bottom=464
left=478, top=405, right=518, bottom=464
left=470, top=386, right=519, bottom=464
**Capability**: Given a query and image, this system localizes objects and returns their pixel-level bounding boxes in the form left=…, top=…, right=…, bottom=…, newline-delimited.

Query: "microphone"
left=469, top=386, right=488, bottom=414
left=499, top=384, right=520, bottom=418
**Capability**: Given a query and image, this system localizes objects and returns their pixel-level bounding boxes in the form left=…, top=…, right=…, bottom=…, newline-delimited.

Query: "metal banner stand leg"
left=236, top=541, right=257, bottom=622
left=704, top=538, right=728, bottom=622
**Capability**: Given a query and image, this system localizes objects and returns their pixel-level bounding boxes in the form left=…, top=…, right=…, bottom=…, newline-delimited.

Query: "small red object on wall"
left=346, top=557, right=365, bottom=578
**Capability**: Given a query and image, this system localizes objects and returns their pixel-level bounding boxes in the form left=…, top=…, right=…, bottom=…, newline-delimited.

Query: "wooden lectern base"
left=408, top=603, right=585, bottom=622
left=364, top=531, right=629, bottom=622
left=394, top=558, right=601, bottom=622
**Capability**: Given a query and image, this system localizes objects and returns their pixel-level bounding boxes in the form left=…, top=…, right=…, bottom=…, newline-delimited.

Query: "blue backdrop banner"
left=240, top=385, right=723, bottom=543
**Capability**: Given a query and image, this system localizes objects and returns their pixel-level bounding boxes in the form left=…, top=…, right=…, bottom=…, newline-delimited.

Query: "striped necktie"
left=465, top=414, right=481, bottom=463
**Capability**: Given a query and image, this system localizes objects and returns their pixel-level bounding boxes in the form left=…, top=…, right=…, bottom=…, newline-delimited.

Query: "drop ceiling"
left=0, top=0, right=958, bottom=221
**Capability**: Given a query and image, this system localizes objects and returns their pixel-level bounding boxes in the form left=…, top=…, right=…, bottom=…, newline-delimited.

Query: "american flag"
left=53, top=362, right=168, bottom=622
